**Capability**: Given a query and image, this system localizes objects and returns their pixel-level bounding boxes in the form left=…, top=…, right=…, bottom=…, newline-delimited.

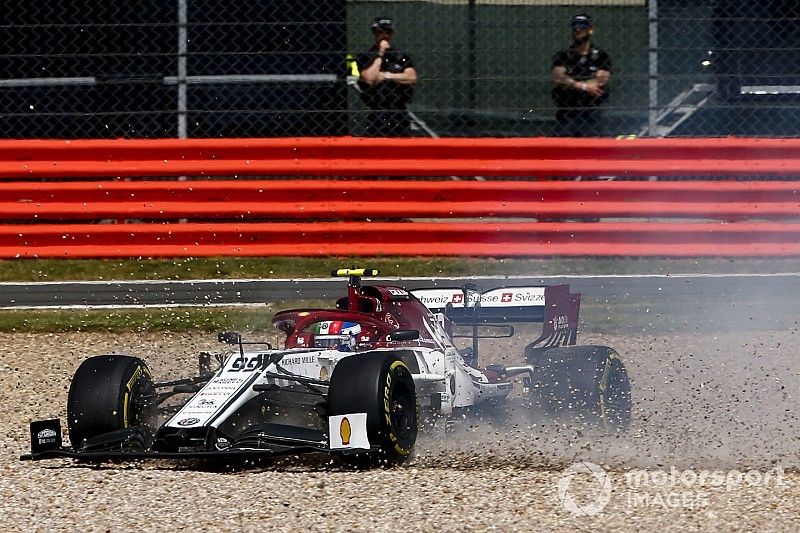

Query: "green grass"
left=1, top=293, right=795, bottom=334
left=0, top=257, right=487, bottom=281
left=0, top=256, right=796, bottom=332
left=0, top=307, right=277, bottom=333
left=0, top=256, right=797, bottom=282
left=0, top=297, right=340, bottom=333
left=0, top=303, right=601, bottom=334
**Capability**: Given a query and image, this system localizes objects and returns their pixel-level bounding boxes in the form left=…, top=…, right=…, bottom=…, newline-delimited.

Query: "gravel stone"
left=2, top=327, right=799, bottom=531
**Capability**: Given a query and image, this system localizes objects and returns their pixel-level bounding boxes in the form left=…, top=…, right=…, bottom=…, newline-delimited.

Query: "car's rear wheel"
left=529, top=345, right=631, bottom=431
left=67, top=355, right=156, bottom=449
left=328, top=352, right=418, bottom=468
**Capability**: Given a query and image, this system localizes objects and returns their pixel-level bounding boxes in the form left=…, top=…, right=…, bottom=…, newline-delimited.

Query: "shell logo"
left=340, top=416, right=351, bottom=446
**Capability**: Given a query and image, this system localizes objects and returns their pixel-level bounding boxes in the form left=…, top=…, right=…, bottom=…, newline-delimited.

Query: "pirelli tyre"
left=530, top=345, right=631, bottom=431
left=328, top=352, right=418, bottom=467
left=66, top=355, right=156, bottom=449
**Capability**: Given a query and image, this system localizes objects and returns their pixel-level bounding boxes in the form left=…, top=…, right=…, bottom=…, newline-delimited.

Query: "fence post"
left=648, top=0, right=659, bottom=137
left=177, top=0, right=189, bottom=140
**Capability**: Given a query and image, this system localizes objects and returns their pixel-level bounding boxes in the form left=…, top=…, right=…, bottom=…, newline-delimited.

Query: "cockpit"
left=307, top=320, right=363, bottom=351
left=273, top=311, right=389, bottom=351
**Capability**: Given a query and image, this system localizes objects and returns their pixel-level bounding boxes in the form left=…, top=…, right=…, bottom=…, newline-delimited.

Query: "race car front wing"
left=21, top=414, right=372, bottom=462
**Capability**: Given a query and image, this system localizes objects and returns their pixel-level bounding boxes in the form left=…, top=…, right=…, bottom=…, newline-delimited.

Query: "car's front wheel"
left=328, top=352, right=418, bottom=467
left=67, top=355, right=156, bottom=449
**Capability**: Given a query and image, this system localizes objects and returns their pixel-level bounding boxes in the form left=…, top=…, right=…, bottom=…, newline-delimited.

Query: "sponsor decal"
left=388, top=288, right=407, bottom=296
left=212, top=377, right=246, bottom=384
left=553, top=315, right=570, bottom=330
left=229, top=353, right=270, bottom=372
left=328, top=413, right=369, bottom=450
left=412, top=289, right=474, bottom=306
left=315, top=321, right=335, bottom=334
left=340, top=417, right=351, bottom=446
left=197, top=398, right=216, bottom=406
left=283, top=355, right=316, bottom=366
left=385, top=313, right=400, bottom=329
left=37, top=428, right=57, bottom=439
left=30, top=419, right=62, bottom=452
left=177, top=417, right=200, bottom=427
left=320, top=366, right=329, bottom=381
left=511, top=290, right=546, bottom=303
left=414, top=288, right=546, bottom=309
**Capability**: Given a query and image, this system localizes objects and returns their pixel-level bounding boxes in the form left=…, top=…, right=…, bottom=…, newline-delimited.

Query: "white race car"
left=23, top=268, right=630, bottom=467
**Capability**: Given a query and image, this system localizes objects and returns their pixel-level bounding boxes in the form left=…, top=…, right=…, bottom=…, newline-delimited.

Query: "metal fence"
left=0, top=0, right=799, bottom=139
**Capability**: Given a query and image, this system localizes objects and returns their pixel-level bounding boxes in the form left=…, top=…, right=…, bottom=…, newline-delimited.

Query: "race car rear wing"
left=411, top=285, right=580, bottom=347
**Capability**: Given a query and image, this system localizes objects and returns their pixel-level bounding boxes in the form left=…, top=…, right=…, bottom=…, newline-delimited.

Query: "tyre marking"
left=598, top=356, right=612, bottom=428
left=384, top=366, right=394, bottom=435
left=123, top=391, right=130, bottom=428
left=123, top=365, right=145, bottom=428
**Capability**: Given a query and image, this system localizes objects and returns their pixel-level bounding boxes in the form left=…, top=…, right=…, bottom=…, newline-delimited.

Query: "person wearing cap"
left=551, top=14, right=612, bottom=136
left=356, top=17, right=418, bottom=136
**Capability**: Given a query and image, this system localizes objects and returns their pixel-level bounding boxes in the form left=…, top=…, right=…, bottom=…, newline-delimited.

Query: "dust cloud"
left=415, top=271, right=800, bottom=471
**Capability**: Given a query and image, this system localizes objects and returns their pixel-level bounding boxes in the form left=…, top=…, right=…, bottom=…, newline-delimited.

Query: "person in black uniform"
left=357, top=17, right=418, bottom=137
left=551, top=14, right=612, bottom=137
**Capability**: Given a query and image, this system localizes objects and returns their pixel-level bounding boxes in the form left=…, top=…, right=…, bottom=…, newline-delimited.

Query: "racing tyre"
left=328, top=352, right=418, bottom=468
left=67, top=355, right=156, bottom=449
left=530, top=345, right=631, bottom=431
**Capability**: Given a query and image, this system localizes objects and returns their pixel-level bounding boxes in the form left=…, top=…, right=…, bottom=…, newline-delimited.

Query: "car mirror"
left=388, top=329, right=419, bottom=342
left=218, top=331, right=242, bottom=344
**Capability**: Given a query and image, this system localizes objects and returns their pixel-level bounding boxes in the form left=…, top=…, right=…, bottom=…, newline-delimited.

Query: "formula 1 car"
left=22, top=268, right=630, bottom=467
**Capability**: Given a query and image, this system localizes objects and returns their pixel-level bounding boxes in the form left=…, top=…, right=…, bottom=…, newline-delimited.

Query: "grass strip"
left=0, top=256, right=797, bottom=282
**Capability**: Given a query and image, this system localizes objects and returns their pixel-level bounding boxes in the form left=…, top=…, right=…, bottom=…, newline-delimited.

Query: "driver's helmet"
left=312, top=321, right=362, bottom=351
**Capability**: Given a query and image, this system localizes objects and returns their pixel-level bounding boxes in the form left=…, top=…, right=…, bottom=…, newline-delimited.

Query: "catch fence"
left=2, top=1, right=799, bottom=138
